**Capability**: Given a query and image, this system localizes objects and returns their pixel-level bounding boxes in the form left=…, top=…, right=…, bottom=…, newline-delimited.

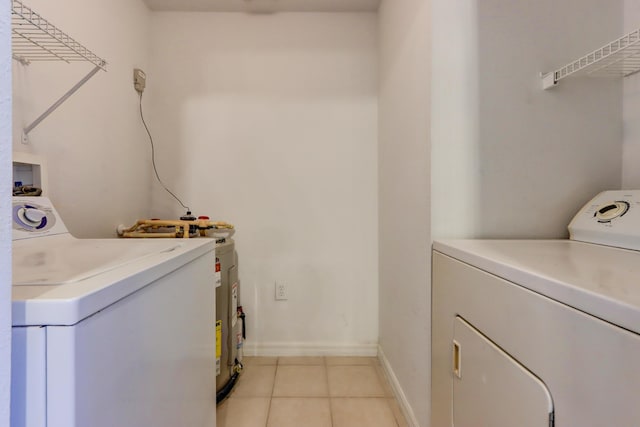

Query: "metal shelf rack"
left=11, top=0, right=107, bottom=142
left=542, top=28, right=640, bottom=89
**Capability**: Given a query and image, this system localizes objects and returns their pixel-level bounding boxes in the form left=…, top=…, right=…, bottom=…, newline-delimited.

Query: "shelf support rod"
left=22, top=63, right=104, bottom=142
left=11, top=54, right=29, bottom=66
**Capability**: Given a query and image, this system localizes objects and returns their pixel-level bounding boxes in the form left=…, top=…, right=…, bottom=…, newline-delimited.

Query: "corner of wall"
left=377, top=345, right=420, bottom=427
left=378, top=0, right=431, bottom=426
left=0, top=0, right=13, bottom=424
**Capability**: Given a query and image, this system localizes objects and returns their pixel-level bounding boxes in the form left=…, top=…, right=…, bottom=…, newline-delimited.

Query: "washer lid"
left=13, top=234, right=183, bottom=285
left=12, top=236, right=215, bottom=326
left=434, top=239, right=640, bottom=334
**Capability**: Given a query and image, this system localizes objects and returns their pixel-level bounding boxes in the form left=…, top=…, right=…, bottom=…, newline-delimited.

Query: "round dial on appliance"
left=594, top=200, right=629, bottom=222
left=12, top=202, right=55, bottom=232
left=19, top=207, right=47, bottom=224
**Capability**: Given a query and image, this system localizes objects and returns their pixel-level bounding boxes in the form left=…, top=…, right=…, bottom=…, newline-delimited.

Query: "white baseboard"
left=243, top=341, right=378, bottom=357
left=378, top=345, right=420, bottom=427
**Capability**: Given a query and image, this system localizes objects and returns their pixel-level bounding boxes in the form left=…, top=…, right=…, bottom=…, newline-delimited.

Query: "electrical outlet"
left=133, top=68, right=146, bottom=93
left=275, top=282, right=287, bottom=301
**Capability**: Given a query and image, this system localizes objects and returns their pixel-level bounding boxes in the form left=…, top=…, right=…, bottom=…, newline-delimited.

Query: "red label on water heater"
left=214, top=256, right=222, bottom=287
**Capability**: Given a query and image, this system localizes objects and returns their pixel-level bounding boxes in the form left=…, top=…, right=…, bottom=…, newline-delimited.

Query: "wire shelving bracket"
left=11, top=0, right=107, bottom=143
left=542, top=28, right=640, bottom=90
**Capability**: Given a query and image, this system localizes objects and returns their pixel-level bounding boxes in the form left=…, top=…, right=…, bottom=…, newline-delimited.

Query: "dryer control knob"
left=594, top=201, right=629, bottom=222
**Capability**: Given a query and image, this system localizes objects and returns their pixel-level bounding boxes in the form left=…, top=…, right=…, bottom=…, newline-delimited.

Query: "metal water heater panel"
left=215, top=239, right=242, bottom=397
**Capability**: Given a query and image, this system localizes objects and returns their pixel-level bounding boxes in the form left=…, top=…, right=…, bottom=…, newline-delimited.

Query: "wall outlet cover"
left=275, top=282, right=287, bottom=300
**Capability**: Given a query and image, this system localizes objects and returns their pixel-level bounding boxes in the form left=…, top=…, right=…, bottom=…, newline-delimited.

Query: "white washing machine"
left=432, top=191, right=640, bottom=427
left=11, top=197, right=217, bottom=427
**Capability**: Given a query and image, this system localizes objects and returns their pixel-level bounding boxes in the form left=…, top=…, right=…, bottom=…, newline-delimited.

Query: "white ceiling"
left=143, top=0, right=381, bottom=13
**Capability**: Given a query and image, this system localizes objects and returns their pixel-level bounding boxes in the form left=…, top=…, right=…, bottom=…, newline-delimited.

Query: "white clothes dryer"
left=11, top=197, right=217, bottom=427
left=432, top=191, right=640, bottom=427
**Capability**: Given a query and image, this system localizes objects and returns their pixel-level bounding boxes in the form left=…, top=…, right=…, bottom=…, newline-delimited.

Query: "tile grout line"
left=322, top=356, right=336, bottom=427
left=247, top=356, right=402, bottom=427
left=264, top=357, right=279, bottom=427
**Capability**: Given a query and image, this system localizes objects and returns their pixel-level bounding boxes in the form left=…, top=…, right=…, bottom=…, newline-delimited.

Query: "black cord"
left=138, top=92, right=191, bottom=213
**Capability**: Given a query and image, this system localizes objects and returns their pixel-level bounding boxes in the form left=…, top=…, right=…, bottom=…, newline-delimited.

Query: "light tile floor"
left=217, top=356, right=409, bottom=427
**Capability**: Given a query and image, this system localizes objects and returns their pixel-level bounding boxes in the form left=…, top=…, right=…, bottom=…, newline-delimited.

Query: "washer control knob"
left=20, top=207, right=46, bottom=224
left=594, top=201, right=629, bottom=222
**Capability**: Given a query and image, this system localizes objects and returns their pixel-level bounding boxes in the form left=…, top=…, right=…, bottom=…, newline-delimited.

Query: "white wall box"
left=11, top=152, right=47, bottom=194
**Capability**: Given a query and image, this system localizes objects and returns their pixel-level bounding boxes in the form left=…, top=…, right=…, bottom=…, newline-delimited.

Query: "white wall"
left=12, top=0, right=152, bottom=238
left=378, top=0, right=430, bottom=426
left=432, top=0, right=623, bottom=240
left=149, top=12, right=379, bottom=355
left=431, top=0, right=480, bottom=239
left=623, top=0, right=640, bottom=188
left=1, top=0, right=12, bottom=424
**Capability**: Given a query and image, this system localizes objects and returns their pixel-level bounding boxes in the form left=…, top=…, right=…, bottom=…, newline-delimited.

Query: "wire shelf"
left=11, top=0, right=108, bottom=142
left=11, top=0, right=106, bottom=69
left=542, top=28, right=640, bottom=89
